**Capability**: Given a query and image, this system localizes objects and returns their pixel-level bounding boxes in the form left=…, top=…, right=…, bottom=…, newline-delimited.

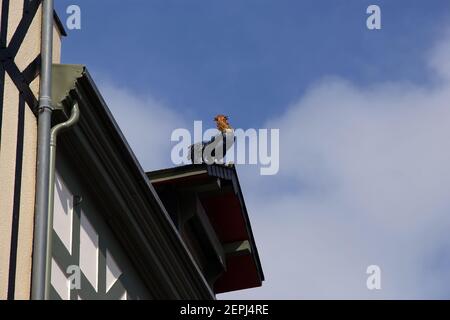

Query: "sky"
left=55, top=0, right=450, bottom=299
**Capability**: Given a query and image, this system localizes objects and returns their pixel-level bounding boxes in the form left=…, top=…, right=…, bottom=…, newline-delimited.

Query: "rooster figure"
left=189, top=114, right=235, bottom=164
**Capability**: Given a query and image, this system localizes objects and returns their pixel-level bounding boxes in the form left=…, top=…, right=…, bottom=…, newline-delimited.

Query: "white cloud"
left=98, top=81, right=187, bottom=171
left=429, top=28, right=450, bottom=81
left=97, top=27, right=450, bottom=299
left=219, top=31, right=450, bottom=299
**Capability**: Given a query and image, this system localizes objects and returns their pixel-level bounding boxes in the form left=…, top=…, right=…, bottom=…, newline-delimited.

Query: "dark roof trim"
left=52, top=64, right=214, bottom=299
left=148, top=164, right=265, bottom=283
left=149, top=166, right=208, bottom=183
left=53, top=10, right=67, bottom=37
left=148, top=164, right=219, bottom=181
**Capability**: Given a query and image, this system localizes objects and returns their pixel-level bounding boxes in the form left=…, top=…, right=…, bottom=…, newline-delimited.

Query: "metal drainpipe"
left=44, top=102, right=80, bottom=300
left=31, top=0, right=54, bottom=300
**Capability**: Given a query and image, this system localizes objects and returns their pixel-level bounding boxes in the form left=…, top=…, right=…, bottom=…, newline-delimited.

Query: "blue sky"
left=55, top=1, right=450, bottom=299
left=56, top=0, right=449, bottom=127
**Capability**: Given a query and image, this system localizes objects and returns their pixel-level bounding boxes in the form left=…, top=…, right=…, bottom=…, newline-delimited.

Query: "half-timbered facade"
left=0, top=0, right=65, bottom=299
left=0, top=1, right=263, bottom=300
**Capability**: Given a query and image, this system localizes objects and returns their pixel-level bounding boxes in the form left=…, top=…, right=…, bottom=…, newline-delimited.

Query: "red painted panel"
left=214, top=254, right=262, bottom=294
left=201, top=193, right=248, bottom=243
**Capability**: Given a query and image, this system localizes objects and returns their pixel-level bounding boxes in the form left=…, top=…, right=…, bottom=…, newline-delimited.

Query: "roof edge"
left=52, top=64, right=215, bottom=299
left=54, top=10, right=67, bottom=37
left=147, top=163, right=265, bottom=283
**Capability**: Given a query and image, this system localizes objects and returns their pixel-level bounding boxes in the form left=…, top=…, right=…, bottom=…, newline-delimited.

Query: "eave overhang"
left=148, top=164, right=265, bottom=294
left=51, top=64, right=214, bottom=299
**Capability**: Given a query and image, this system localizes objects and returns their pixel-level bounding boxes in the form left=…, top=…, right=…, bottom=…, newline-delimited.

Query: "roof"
left=51, top=64, right=214, bottom=299
left=148, top=164, right=265, bottom=294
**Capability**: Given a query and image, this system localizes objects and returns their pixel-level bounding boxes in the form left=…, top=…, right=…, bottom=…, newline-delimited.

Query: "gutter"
left=31, top=0, right=54, bottom=300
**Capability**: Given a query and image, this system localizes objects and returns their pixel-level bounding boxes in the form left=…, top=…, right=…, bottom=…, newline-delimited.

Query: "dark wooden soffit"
left=51, top=64, right=214, bottom=300
left=148, top=164, right=265, bottom=286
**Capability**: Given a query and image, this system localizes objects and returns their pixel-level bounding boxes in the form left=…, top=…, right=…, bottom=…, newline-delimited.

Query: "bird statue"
left=189, top=114, right=235, bottom=164
left=214, top=114, right=233, bottom=133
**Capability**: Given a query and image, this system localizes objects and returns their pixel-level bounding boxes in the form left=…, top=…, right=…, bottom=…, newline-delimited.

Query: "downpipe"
left=44, top=102, right=80, bottom=300
left=31, top=0, right=54, bottom=300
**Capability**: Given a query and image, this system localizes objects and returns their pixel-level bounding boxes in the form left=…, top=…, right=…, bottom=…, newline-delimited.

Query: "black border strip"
left=7, top=93, right=26, bottom=300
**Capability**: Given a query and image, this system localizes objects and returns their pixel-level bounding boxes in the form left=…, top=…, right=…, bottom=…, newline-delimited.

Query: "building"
left=0, top=1, right=263, bottom=300
left=147, top=164, right=264, bottom=294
